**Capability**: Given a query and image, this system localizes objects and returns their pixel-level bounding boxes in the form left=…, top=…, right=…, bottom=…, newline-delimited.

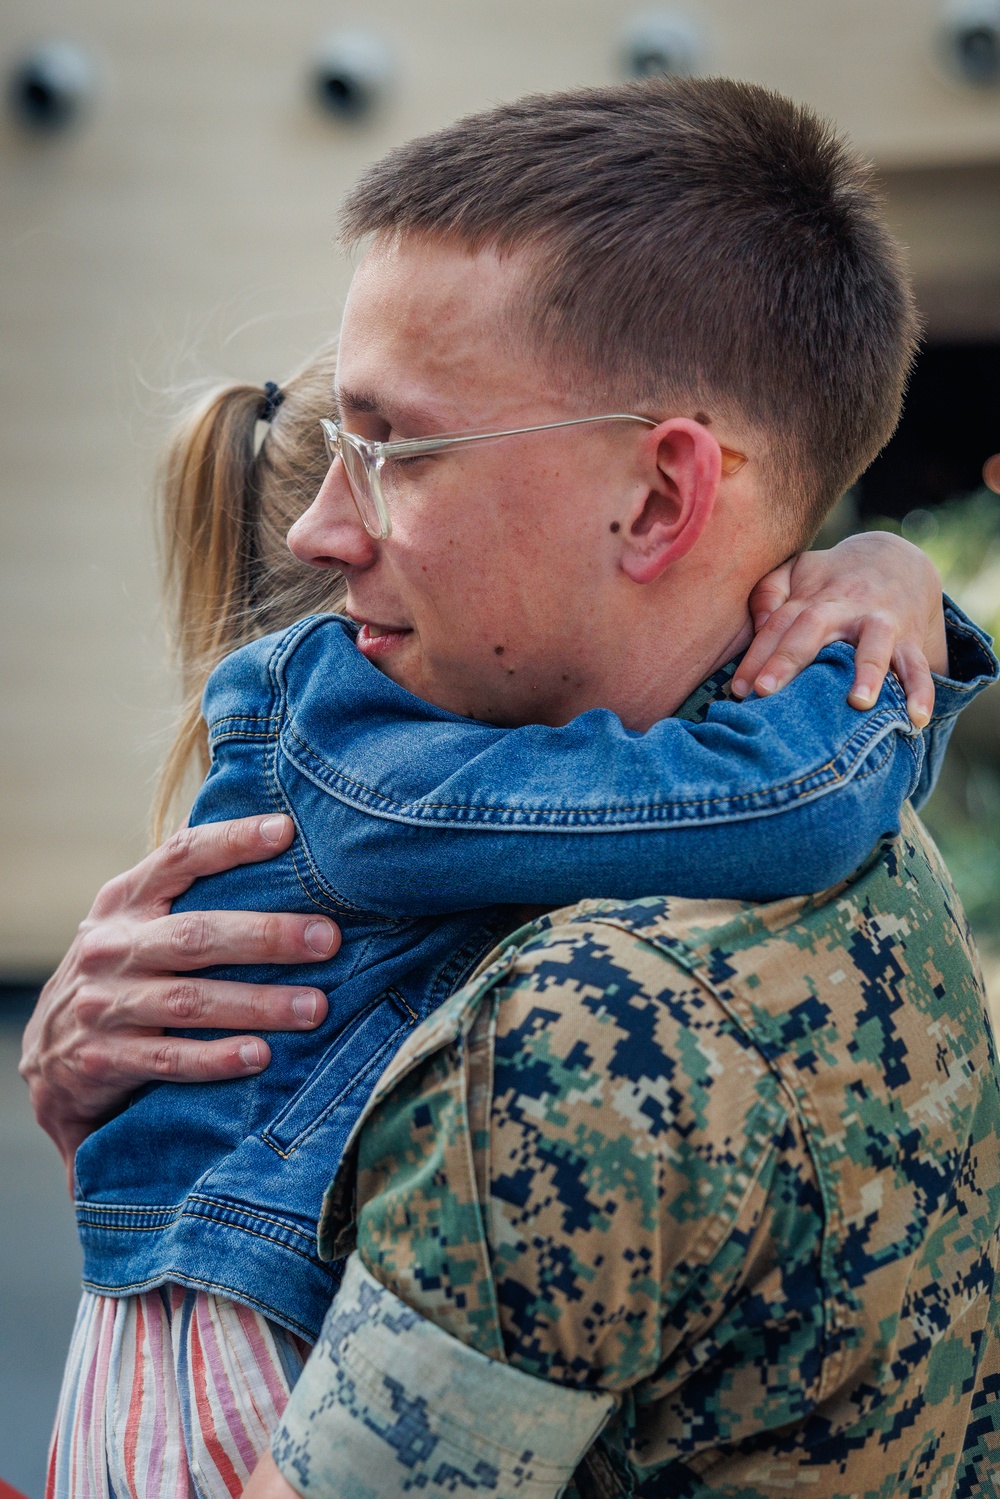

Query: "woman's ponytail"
left=151, top=383, right=269, bottom=843
left=151, top=346, right=343, bottom=844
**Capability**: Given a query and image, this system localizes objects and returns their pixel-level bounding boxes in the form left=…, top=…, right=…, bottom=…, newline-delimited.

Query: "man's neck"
left=576, top=601, right=754, bottom=733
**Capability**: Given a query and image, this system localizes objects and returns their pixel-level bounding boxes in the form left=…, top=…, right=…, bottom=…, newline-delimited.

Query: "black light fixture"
left=620, top=11, right=706, bottom=80
left=938, top=0, right=1000, bottom=86
left=310, top=32, right=392, bottom=121
left=8, top=42, right=96, bottom=133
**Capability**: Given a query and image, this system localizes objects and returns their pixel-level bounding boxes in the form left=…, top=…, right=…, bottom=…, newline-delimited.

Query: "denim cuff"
left=272, top=1253, right=615, bottom=1499
left=936, top=595, right=999, bottom=718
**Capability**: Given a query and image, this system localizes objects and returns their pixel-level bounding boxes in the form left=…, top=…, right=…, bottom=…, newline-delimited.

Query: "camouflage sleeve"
left=271, top=1250, right=615, bottom=1499
left=336, top=918, right=829, bottom=1449
left=479, top=923, right=818, bottom=1401
left=271, top=916, right=823, bottom=1496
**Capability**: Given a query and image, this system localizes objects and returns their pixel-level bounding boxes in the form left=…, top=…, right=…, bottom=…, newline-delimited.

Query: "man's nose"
left=287, top=460, right=378, bottom=570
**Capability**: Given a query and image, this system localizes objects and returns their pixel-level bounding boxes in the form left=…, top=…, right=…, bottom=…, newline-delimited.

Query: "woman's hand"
left=732, top=532, right=948, bottom=727
left=19, top=814, right=336, bottom=1193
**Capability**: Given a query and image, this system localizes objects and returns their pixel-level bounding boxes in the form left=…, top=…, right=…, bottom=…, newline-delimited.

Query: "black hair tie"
left=260, top=380, right=285, bottom=422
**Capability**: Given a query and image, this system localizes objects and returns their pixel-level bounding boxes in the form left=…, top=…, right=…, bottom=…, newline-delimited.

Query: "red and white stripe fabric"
left=47, top=1289, right=312, bottom=1499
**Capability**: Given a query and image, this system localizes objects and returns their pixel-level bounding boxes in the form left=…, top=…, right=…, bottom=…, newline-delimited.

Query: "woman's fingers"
left=732, top=601, right=805, bottom=697
left=747, top=559, right=794, bottom=630
left=846, top=614, right=897, bottom=711
left=889, top=643, right=936, bottom=729
left=95, top=815, right=296, bottom=917
left=733, top=603, right=835, bottom=699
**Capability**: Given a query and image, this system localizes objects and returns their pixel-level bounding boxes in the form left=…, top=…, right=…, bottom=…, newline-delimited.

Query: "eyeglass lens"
left=323, top=425, right=383, bottom=536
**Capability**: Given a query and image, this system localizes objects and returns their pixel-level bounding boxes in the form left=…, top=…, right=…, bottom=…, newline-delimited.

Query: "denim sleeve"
left=911, top=597, right=999, bottom=811
left=317, top=645, right=919, bottom=911
left=281, top=614, right=998, bottom=914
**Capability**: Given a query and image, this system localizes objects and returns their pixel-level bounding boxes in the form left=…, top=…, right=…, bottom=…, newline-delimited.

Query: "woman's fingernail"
left=292, top=991, right=318, bottom=1024
left=731, top=678, right=748, bottom=698
left=260, top=815, right=287, bottom=843
left=853, top=685, right=875, bottom=705
left=305, top=920, right=337, bottom=956
left=239, top=1042, right=263, bottom=1071
left=757, top=674, right=777, bottom=695
left=910, top=705, right=931, bottom=728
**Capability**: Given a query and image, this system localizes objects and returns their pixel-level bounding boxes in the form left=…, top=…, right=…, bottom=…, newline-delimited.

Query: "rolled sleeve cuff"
left=271, top=1253, right=616, bottom=1499
left=936, top=595, right=999, bottom=717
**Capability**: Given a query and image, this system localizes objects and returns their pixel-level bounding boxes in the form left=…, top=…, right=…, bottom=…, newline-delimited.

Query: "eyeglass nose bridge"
left=320, top=419, right=391, bottom=539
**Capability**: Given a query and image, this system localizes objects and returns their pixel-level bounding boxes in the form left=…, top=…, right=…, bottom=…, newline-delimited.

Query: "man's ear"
left=620, top=418, right=721, bottom=585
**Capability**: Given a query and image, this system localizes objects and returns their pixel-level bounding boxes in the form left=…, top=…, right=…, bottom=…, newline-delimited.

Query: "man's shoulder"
left=510, top=804, right=987, bottom=1023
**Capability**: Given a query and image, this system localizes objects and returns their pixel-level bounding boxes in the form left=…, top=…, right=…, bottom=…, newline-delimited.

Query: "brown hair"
left=341, top=76, right=919, bottom=538
left=152, top=346, right=345, bottom=841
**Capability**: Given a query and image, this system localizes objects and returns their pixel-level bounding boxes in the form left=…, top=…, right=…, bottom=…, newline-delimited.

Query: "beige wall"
left=3, top=0, right=1000, bottom=972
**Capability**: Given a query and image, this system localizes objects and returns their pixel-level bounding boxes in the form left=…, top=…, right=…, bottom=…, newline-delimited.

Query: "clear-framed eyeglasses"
left=319, top=413, right=748, bottom=540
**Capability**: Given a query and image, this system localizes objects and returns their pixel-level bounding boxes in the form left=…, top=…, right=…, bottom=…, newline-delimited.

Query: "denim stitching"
left=77, top=1198, right=316, bottom=1242
left=260, top=640, right=370, bottom=920
left=279, top=709, right=911, bottom=825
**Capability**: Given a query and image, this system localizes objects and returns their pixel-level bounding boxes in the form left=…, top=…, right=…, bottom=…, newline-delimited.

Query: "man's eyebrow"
left=335, top=385, right=443, bottom=431
left=335, top=386, right=382, bottom=417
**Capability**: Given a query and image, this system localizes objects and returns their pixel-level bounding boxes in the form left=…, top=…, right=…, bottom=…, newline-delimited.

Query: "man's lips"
left=354, top=620, right=413, bottom=657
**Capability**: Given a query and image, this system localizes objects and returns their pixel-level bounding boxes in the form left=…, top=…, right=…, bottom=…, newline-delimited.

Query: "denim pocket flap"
left=262, top=993, right=413, bottom=1157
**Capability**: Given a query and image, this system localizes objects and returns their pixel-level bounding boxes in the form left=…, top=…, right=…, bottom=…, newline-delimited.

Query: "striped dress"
left=47, top=1289, right=311, bottom=1499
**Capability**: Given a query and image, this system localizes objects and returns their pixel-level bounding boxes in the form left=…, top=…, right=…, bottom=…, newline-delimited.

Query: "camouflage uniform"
left=273, top=676, right=1000, bottom=1499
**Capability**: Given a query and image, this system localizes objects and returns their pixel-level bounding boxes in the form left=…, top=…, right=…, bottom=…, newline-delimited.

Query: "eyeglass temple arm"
left=380, top=415, right=747, bottom=473
left=380, top=414, right=656, bottom=459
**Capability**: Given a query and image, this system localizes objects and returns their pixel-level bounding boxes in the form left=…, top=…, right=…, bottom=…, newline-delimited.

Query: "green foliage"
left=868, top=487, right=1000, bottom=955
left=869, top=486, right=1000, bottom=639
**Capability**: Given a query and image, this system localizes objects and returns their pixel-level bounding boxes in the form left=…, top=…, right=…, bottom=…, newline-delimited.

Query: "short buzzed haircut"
left=341, top=77, right=918, bottom=543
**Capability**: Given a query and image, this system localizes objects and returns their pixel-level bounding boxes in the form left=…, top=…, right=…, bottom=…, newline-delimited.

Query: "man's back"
left=279, top=805, right=1000, bottom=1497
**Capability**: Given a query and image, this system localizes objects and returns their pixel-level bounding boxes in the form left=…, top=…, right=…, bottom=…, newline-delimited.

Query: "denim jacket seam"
left=263, top=717, right=354, bottom=919
left=426, top=923, right=509, bottom=1012
left=279, top=707, right=911, bottom=828
left=262, top=674, right=378, bottom=921
left=942, top=601, right=994, bottom=643
left=928, top=678, right=994, bottom=699
left=210, top=713, right=283, bottom=727
left=75, top=1207, right=325, bottom=1260
left=77, top=1196, right=319, bottom=1244
left=186, top=1195, right=321, bottom=1240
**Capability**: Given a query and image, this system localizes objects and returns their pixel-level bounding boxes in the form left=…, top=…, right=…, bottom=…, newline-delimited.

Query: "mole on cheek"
left=494, top=645, right=505, bottom=655
left=609, top=522, right=620, bottom=534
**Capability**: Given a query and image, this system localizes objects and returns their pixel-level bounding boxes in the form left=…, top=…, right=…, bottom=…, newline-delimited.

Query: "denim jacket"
left=74, top=602, right=998, bottom=1339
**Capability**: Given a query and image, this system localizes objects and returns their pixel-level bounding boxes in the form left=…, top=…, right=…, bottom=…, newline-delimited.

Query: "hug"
left=24, top=75, right=1000, bottom=1499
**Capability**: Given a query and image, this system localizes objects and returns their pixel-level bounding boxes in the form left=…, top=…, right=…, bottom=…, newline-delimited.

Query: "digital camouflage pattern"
left=272, top=1250, right=615, bottom=1498
left=278, top=799, right=1000, bottom=1499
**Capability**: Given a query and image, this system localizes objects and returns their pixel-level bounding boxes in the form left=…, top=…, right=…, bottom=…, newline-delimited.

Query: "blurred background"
left=1, top=1, right=998, bottom=1491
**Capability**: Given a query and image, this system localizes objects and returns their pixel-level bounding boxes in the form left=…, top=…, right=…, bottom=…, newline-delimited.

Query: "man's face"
left=287, top=236, right=653, bottom=725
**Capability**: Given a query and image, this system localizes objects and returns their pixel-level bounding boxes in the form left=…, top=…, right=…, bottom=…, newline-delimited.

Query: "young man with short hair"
left=242, top=77, right=1000, bottom=1497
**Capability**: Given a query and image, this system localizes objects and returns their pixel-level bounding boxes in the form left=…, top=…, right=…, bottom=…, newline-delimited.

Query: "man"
left=24, top=78, right=1000, bottom=1496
